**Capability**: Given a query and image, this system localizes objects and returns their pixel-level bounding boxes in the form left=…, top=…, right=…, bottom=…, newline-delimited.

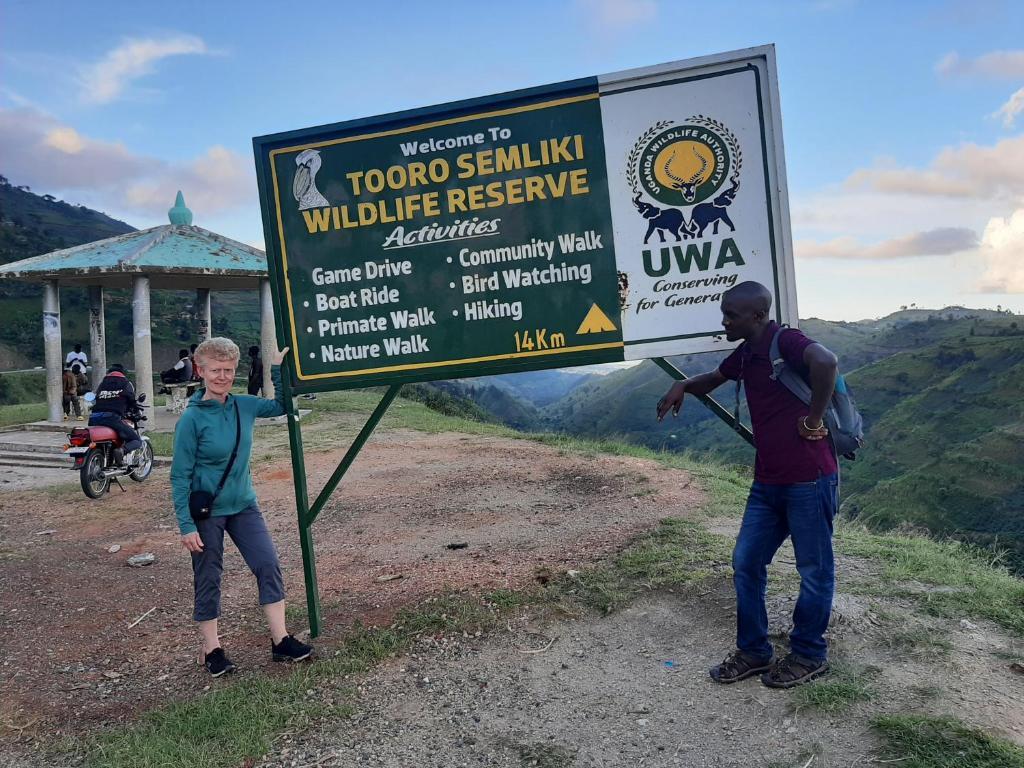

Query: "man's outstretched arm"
left=656, top=369, right=728, bottom=421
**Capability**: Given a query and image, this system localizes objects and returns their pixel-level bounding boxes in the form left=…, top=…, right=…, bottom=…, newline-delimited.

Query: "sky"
left=2, top=0, right=1023, bottom=321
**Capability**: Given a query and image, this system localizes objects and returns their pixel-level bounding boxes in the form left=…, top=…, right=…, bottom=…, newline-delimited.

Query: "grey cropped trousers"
left=190, top=504, right=285, bottom=621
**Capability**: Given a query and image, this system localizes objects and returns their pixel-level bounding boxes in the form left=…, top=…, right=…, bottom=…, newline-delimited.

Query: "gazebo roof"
left=0, top=192, right=268, bottom=290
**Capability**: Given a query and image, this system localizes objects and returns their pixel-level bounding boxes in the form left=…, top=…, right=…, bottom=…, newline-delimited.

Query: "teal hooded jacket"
left=170, top=366, right=286, bottom=534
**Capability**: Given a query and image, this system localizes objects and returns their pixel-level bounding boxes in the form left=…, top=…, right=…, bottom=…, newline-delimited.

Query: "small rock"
left=103, top=671, right=121, bottom=679
left=636, top=718, right=650, bottom=726
left=127, top=552, right=156, bottom=567
left=446, top=542, right=469, bottom=550
left=35, top=529, right=57, bottom=536
left=107, top=544, right=121, bottom=554
left=376, top=574, right=403, bottom=582
left=785, top=726, right=798, bottom=734
left=960, top=618, right=979, bottom=631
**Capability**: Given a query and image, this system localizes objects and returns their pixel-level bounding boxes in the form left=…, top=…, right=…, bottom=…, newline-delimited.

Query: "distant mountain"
left=0, top=175, right=134, bottom=271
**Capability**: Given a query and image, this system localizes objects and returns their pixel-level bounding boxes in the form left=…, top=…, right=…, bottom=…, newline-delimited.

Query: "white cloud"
left=844, top=134, right=1024, bottom=201
left=976, top=208, right=1024, bottom=293
left=576, top=0, right=657, bottom=29
left=796, top=227, right=978, bottom=260
left=936, top=49, right=1024, bottom=79
left=79, top=34, right=209, bottom=105
left=0, top=107, right=253, bottom=220
left=993, top=87, right=1024, bottom=129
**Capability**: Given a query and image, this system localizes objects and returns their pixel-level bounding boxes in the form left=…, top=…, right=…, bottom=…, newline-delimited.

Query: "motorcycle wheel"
left=129, top=442, right=154, bottom=482
left=80, top=448, right=110, bottom=498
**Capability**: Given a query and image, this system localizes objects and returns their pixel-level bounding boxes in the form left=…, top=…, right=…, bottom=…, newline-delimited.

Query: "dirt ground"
left=251, top=535, right=1024, bottom=768
left=0, top=428, right=699, bottom=744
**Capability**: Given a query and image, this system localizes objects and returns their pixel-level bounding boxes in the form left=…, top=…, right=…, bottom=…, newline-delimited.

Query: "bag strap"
left=212, top=404, right=242, bottom=500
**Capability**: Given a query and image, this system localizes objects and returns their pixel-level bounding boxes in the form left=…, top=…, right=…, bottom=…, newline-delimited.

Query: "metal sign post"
left=255, top=46, right=792, bottom=637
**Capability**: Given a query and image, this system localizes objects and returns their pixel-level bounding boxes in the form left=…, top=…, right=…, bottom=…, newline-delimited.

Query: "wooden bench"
left=165, top=382, right=200, bottom=414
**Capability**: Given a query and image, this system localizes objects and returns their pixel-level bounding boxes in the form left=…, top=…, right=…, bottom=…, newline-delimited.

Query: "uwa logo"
left=627, top=116, right=742, bottom=244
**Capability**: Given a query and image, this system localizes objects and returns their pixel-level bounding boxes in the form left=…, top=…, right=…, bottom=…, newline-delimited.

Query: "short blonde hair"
left=194, top=337, right=240, bottom=365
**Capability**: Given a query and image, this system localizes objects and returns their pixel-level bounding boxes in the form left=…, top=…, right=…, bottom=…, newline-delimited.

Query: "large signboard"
left=254, top=45, right=796, bottom=392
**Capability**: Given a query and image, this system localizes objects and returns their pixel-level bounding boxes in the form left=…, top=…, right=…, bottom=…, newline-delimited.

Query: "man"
left=61, top=364, right=82, bottom=421
left=657, top=281, right=839, bottom=689
left=90, top=363, right=145, bottom=465
left=246, top=345, right=263, bottom=396
left=161, top=349, right=194, bottom=384
left=65, top=343, right=88, bottom=370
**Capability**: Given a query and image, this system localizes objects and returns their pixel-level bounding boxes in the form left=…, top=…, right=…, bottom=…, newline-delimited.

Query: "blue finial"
left=168, top=191, right=193, bottom=225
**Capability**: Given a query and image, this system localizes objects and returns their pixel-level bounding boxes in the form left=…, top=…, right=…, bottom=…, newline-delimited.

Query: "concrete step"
left=0, top=440, right=67, bottom=455
left=0, top=449, right=171, bottom=470
left=0, top=450, right=74, bottom=469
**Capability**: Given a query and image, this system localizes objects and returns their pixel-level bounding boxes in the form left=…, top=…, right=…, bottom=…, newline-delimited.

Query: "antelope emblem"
left=663, top=145, right=708, bottom=203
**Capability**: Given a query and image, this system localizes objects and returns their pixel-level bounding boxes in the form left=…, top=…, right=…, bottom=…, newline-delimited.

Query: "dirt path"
left=251, top=535, right=1024, bottom=768
left=0, top=429, right=701, bottom=743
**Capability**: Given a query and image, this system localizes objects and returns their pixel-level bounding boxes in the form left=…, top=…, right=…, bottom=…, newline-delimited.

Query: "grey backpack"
left=768, top=327, right=864, bottom=460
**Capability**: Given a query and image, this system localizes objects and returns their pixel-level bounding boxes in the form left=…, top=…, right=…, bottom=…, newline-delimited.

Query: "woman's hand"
left=182, top=532, right=204, bottom=553
left=270, top=346, right=290, bottom=366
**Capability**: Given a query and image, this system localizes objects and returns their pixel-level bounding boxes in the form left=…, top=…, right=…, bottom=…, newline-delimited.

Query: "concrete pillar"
left=259, top=278, right=277, bottom=399
left=43, top=280, right=62, bottom=423
left=131, top=276, right=155, bottom=422
left=88, top=285, right=106, bottom=389
left=196, top=288, right=211, bottom=342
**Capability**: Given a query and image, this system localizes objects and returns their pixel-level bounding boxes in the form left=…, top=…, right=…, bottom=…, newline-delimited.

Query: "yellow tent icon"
left=577, top=303, right=617, bottom=334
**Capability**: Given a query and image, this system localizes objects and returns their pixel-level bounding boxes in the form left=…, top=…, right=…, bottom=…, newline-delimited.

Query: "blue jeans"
left=733, top=474, right=838, bottom=662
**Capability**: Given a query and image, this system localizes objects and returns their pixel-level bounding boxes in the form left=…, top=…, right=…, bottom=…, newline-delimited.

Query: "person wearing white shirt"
left=65, top=344, right=88, bottom=369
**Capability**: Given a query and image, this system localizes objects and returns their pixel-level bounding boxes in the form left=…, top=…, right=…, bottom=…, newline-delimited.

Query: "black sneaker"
left=204, top=647, right=237, bottom=677
left=761, top=653, right=829, bottom=689
left=709, top=650, right=775, bottom=684
left=272, top=634, right=313, bottom=663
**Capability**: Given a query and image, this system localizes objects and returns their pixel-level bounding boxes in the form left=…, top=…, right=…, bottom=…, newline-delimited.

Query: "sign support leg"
left=284, top=384, right=402, bottom=639
left=281, top=372, right=322, bottom=637
left=652, top=357, right=754, bottom=446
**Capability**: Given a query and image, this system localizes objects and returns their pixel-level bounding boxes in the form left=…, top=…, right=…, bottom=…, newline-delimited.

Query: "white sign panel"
left=602, top=47, right=797, bottom=359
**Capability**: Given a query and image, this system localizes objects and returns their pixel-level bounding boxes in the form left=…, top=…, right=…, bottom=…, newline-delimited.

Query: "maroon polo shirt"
left=718, top=321, right=838, bottom=484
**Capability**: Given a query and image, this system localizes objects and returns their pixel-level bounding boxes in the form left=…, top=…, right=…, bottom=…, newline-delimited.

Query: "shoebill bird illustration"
left=293, top=149, right=330, bottom=210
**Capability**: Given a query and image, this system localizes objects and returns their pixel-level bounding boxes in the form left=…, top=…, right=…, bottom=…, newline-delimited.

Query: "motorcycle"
left=64, top=392, right=154, bottom=498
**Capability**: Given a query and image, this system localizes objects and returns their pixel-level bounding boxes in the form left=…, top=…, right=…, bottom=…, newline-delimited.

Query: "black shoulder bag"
left=189, top=405, right=241, bottom=521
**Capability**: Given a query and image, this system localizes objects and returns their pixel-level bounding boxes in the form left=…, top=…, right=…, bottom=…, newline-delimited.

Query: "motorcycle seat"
left=88, top=426, right=120, bottom=442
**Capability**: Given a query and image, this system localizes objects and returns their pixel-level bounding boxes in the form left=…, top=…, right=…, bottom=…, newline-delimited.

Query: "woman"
left=171, top=337, right=313, bottom=676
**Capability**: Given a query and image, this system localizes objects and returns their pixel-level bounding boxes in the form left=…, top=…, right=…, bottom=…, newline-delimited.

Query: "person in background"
left=246, top=345, right=263, bottom=396
left=65, top=343, right=88, bottom=370
left=171, top=337, right=313, bottom=677
left=72, top=363, right=89, bottom=411
left=61, top=364, right=82, bottom=421
left=189, top=343, right=201, bottom=382
left=89, top=363, right=144, bottom=464
left=161, top=349, right=194, bottom=384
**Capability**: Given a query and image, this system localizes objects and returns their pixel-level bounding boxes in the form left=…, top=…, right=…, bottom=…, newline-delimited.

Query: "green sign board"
left=254, top=46, right=796, bottom=393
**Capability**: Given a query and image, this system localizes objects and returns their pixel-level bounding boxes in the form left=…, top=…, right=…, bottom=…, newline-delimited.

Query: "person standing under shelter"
left=65, top=343, right=87, bottom=370
left=61, top=364, right=82, bottom=421
left=246, top=345, right=263, bottom=396
left=656, top=281, right=840, bottom=689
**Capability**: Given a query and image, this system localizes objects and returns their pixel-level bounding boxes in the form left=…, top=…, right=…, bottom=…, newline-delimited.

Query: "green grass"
left=789, top=660, right=877, bottom=713
left=836, top=524, right=1024, bottom=636
left=550, top=517, right=733, bottom=614
left=872, top=714, right=1024, bottom=768
left=0, top=401, right=47, bottom=427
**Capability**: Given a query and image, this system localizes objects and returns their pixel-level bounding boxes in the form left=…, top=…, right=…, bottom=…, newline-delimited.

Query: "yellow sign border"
left=268, top=92, right=623, bottom=381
